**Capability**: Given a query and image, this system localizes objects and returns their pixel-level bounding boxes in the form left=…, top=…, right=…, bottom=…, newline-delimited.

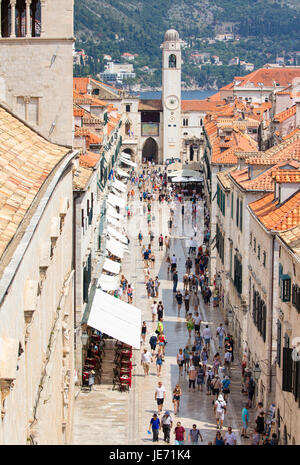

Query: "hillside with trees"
left=74, top=0, right=300, bottom=89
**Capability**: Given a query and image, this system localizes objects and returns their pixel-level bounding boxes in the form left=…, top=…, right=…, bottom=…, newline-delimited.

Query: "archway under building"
left=142, top=137, right=158, bottom=164
left=122, top=147, right=135, bottom=161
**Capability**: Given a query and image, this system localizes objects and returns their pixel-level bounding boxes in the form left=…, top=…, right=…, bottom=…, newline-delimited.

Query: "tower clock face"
left=165, top=95, right=179, bottom=110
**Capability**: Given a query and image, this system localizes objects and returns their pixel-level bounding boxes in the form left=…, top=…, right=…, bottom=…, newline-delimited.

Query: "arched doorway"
left=190, top=145, right=194, bottom=161
left=142, top=138, right=158, bottom=164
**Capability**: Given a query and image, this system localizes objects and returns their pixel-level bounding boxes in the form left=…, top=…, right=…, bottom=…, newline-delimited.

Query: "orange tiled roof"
left=79, top=151, right=101, bottom=168
left=249, top=190, right=300, bottom=231
left=282, top=127, right=300, bottom=140
left=181, top=99, right=226, bottom=111
left=272, top=169, right=300, bottom=183
left=0, top=105, right=71, bottom=261
left=229, top=68, right=300, bottom=89
left=274, top=105, right=296, bottom=123
left=73, top=77, right=90, bottom=94
left=73, top=107, right=84, bottom=117
left=278, top=225, right=300, bottom=257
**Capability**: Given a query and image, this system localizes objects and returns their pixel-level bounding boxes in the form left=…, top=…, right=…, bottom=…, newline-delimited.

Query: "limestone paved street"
left=72, top=192, right=255, bottom=445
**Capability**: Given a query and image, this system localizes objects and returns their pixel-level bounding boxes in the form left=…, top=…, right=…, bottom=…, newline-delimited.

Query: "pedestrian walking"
left=197, top=364, right=205, bottom=391
left=188, top=365, right=197, bottom=391
left=157, top=301, right=164, bottom=320
left=202, top=325, right=212, bottom=352
left=174, top=422, right=186, bottom=445
left=224, top=350, right=232, bottom=377
left=206, top=366, right=214, bottom=395
left=185, top=257, right=193, bottom=274
left=155, top=381, right=166, bottom=414
left=156, top=351, right=163, bottom=377
left=148, top=413, right=160, bottom=442
left=214, top=394, right=227, bottom=430
left=141, top=321, right=147, bottom=344
left=191, top=291, right=199, bottom=313
left=214, top=430, right=225, bottom=445
left=213, top=352, right=221, bottom=376
left=175, top=291, right=183, bottom=314
left=141, top=348, right=152, bottom=376
left=189, top=424, right=203, bottom=445
left=186, top=313, right=194, bottom=338
left=194, top=312, right=201, bottom=333
left=172, top=384, right=182, bottom=415
left=184, top=291, right=190, bottom=314
left=158, top=234, right=164, bottom=251
left=241, top=404, right=249, bottom=438
left=149, top=332, right=158, bottom=355
left=177, top=348, right=184, bottom=376
left=154, top=276, right=160, bottom=297
left=151, top=301, right=157, bottom=322
left=183, top=345, right=191, bottom=372
left=161, top=411, right=173, bottom=443
left=246, top=375, right=256, bottom=408
left=127, top=284, right=133, bottom=304
left=172, top=271, right=178, bottom=292
left=138, top=231, right=143, bottom=246
left=216, top=324, right=226, bottom=349
left=221, top=376, right=231, bottom=401
left=183, top=273, right=189, bottom=291
left=251, top=427, right=261, bottom=445
left=194, top=331, right=202, bottom=353
left=224, top=427, right=237, bottom=445
left=171, top=254, right=177, bottom=273
left=201, top=347, right=208, bottom=374
left=211, top=375, right=222, bottom=401
left=255, top=412, right=265, bottom=435
left=156, top=318, right=164, bottom=335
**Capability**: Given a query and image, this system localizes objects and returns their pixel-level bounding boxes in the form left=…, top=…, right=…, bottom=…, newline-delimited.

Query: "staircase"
left=98, top=339, right=116, bottom=385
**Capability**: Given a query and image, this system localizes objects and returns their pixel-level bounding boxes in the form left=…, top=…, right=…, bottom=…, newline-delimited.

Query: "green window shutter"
left=282, top=347, right=293, bottom=392
left=240, top=200, right=243, bottom=231
left=280, top=275, right=291, bottom=302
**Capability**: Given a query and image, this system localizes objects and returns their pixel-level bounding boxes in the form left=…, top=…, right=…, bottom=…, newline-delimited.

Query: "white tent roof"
left=108, top=236, right=129, bottom=251
left=87, top=289, right=141, bottom=349
left=120, top=157, right=137, bottom=168
left=106, top=239, right=124, bottom=259
left=107, top=193, right=126, bottom=209
left=171, top=176, right=189, bottom=183
left=112, top=179, right=127, bottom=193
left=107, top=207, right=123, bottom=220
left=107, top=225, right=128, bottom=244
left=121, top=152, right=131, bottom=159
left=169, top=169, right=201, bottom=178
left=102, top=258, right=121, bottom=275
left=97, top=274, right=119, bottom=291
left=106, top=215, right=121, bottom=228
left=117, top=167, right=130, bottom=178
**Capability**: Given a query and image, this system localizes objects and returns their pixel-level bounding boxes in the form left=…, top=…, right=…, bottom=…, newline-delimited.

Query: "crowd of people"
left=119, top=164, right=277, bottom=445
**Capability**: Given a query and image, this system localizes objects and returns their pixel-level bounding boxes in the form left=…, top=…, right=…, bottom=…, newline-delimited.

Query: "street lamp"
left=253, top=363, right=261, bottom=383
left=81, top=331, right=89, bottom=347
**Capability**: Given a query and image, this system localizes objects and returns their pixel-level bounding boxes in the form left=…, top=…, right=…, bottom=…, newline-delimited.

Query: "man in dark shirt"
left=192, top=351, right=200, bottom=368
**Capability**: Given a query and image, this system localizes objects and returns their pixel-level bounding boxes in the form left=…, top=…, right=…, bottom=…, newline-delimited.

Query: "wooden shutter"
left=262, top=303, right=267, bottom=342
left=277, top=320, right=282, bottom=367
left=282, top=347, right=293, bottom=392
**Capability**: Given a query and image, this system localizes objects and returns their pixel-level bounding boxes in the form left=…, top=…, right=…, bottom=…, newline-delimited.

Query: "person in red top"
left=174, top=422, right=186, bottom=445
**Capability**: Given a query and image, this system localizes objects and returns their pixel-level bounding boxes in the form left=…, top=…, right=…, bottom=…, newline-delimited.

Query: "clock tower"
left=162, top=29, right=182, bottom=163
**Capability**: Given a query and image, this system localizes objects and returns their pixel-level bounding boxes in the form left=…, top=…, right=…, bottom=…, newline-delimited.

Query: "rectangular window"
left=292, top=284, right=300, bottom=312
left=280, top=275, right=291, bottom=302
left=239, top=199, right=243, bottom=231
left=250, top=232, right=252, bottom=246
left=125, top=104, right=131, bottom=112
left=282, top=347, right=293, bottom=392
left=236, top=198, right=239, bottom=227
left=257, top=245, right=261, bottom=260
left=263, top=251, right=266, bottom=267
left=231, top=192, right=234, bottom=219
left=277, top=320, right=282, bottom=367
left=254, top=238, right=256, bottom=253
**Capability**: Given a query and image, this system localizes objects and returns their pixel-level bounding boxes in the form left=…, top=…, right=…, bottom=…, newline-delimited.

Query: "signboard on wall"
left=141, top=123, right=159, bottom=137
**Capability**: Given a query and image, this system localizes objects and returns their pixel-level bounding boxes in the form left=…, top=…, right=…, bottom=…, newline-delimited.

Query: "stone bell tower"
left=0, top=0, right=74, bottom=146
left=162, top=29, right=182, bottom=162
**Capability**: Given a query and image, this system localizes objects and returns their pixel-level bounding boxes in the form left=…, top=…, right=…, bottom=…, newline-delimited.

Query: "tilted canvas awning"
left=107, top=207, right=123, bottom=220
left=87, top=289, right=141, bottom=349
left=106, top=239, right=124, bottom=259
left=97, top=274, right=119, bottom=291
left=169, top=169, right=201, bottom=178
left=121, top=152, right=131, bottom=159
left=117, top=167, right=130, bottom=178
left=107, top=225, right=128, bottom=244
left=120, top=157, right=137, bottom=168
left=106, top=215, right=121, bottom=228
left=114, top=178, right=127, bottom=191
left=102, top=258, right=121, bottom=275
left=107, top=193, right=126, bottom=209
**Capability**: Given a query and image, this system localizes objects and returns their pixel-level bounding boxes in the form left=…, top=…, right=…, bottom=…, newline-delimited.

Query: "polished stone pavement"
left=71, top=190, right=254, bottom=445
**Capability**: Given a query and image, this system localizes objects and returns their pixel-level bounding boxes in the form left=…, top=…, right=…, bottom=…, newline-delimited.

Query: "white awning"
left=87, top=289, right=141, bottom=349
left=107, top=215, right=121, bottom=228
left=107, top=193, right=126, bottom=209
left=109, top=236, right=129, bottom=251
left=117, top=168, right=130, bottom=178
left=121, top=152, right=131, bottom=159
left=120, top=157, right=137, bottom=168
left=107, top=207, right=123, bottom=220
left=106, top=239, right=124, bottom=259
left=107, top=225, right=128, bottom=244
left=112, top=179, right=127, bottom=193
left=102, top=258, right=121, bottom=275
left=97, top=274, right=119, bottom=291
left=112, top=187, right=121, bottom=196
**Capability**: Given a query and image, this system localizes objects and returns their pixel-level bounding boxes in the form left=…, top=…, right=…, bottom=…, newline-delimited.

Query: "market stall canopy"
left=108, top=236, right=129, bottom=251
left=120, top=157, right=137, bottom=168
left=121, top=152, right=131, bottom=159
left=107, top=207, right=123, bottom=220
left=107, top=225, right=128, bottom=244
left=106, top=215, right=121, bottom=228
left=169, top=169, right=202, bottom=178
left=87, top=289, right=142, bottom=349
left=102, top=258, right=121, bottom=275
left=171, top=176, right=190, bottom=183
left=107, top=193, right=126, bottom=209
left=112, top=179, right=127, bottom=193
left=117, top=167, right=130, bottom=178
left=106, top=239, right=124, bottom=259
left=97, top=274, right=119, bottom=291
left=188, top=176, right=203, bottom=182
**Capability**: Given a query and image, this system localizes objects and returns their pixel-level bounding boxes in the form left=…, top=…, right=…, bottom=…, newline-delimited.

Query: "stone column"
left=25, top=0, right=31, bottom=37
left=40, top=0, right=46, bottom=37
left=10, top=0, right=16, bottom=38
